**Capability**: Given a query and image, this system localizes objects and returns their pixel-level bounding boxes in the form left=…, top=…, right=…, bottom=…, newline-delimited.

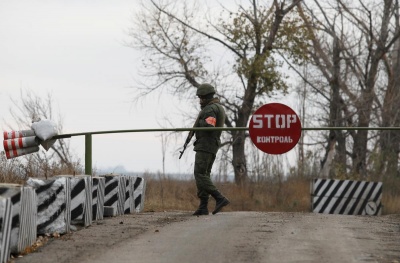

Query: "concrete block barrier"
left=26, top=177, right=71, bottom=234
left=0, top=174, right=145, bottom=260
left=133, top=177, right=146, bottom=213
left=63, top=175, right=92, bottom=227
left=92, top=177, right=105, bottom=221
left=123, top=176, right=135, bottom=214
left=101, top=175, right=121, bottom=217
left=0, top=197, right=12, bottom=263
left=82, top=176, right=93, bottom=226
left=311, top=178, right=383, bottom=215
left=117, top=176, right=127, bottom=216
left=0, top=184, right=37, bottom=254
left=18, top=187, right=37, bottom=253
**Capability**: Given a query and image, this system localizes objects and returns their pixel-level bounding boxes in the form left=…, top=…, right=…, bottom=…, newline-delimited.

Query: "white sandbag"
left=31, top=119, right=58, bottom=141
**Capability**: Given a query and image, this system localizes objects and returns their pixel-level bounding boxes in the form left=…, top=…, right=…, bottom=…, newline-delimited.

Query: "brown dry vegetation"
left=0, top=151, right=82, bottom=184
left=143, top=174, right=400, bottom=215
left=1, top=152, right=399, bottom=215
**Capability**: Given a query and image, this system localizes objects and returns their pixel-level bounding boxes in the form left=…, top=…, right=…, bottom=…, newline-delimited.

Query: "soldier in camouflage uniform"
left=192, top=83, right=230, bottom=216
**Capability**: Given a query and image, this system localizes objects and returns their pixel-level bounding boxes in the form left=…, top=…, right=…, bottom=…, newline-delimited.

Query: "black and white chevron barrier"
left=26, top=177, right=71, bottom=234
left=100, top=175, right=146, bottom=215
left=92, top=177, right=105, bottom=221
left=65, top=175, right=92, bottom=227
left=0, top=184, right=37, bottom=254
left=133, top=177, right=146, bottom=213
left=82, top=176, right=93, bottom=226
left=0, top=174, right=146, bottom=260
left=0, top=196, right=12, bottom=263
left=122, top=176, right=134, bottom=214
left=102, top=175, right=121, bottom=217
left=311, top=178, right=383, bottom=215
left=117, top=176, right=127, bottom=216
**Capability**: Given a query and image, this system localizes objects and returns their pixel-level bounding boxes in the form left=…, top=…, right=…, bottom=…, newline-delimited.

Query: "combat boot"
left=192, top=198, right=209, bottom=216
left=210, top=190, right=230, bottom=215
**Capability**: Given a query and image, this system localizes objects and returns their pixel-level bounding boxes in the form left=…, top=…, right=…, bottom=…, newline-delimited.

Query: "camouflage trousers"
left=194, top=151, right=218, bottom=200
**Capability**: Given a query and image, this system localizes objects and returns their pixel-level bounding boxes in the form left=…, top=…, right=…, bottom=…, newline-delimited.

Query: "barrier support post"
left=85, top=134, right=92, bottom=175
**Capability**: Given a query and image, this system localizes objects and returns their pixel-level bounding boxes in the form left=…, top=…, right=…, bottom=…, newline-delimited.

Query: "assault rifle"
left=179, top=111, right=203, bottom=159
left=179, top=130, right=194, bottom=159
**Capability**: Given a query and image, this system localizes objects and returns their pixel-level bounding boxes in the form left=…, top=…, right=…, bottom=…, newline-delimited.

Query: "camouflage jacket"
left=193, top=98, right=225, bottom=154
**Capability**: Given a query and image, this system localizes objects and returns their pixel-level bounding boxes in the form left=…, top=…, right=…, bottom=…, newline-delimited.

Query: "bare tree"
left=377, top=0, right=400, bottom=179
left=128, top=0, right=307, bottom=184
left=4, top=89, right=82, bottom=177
left=296, top=0, right=400, bottom=179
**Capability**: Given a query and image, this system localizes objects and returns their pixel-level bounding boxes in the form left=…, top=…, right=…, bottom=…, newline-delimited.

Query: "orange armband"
left=205, top=117, right=216, bottom=126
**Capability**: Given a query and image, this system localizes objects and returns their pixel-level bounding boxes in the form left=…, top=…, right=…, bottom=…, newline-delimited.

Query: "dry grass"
left=381, top=177, right=400, bottom=215
left=144, top=175, right=400, bottom=215
left=0, top=151, right=83, bottom=184
left=382, top=193, right=400, bottom=215
left=144, top=176, right=312, bottom=213
left=0, top=153, right=398, bottom=215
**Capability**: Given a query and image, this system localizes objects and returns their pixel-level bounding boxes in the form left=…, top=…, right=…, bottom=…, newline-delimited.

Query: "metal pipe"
left=51, top=126, right=400, bottom=176
left=52, top=126, right=400, bottom=139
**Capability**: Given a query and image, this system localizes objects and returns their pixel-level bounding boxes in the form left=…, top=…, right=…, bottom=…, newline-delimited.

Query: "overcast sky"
left=0, top=0, right=302, bottom=177
left=0, top=0, right=204, bottom=175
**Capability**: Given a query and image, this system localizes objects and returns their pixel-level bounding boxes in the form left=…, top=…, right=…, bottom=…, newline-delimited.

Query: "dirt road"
left=15, top=211, right=400, bottom=263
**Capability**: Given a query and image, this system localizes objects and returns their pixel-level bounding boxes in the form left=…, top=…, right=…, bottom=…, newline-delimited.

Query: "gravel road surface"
left=14, top=211, right=400, bottom=263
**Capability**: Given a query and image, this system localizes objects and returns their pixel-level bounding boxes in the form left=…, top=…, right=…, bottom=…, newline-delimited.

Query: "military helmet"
left=196, top=83, right=215, bottom=96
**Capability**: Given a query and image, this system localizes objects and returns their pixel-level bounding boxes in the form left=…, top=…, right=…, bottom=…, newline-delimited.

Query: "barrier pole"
left=51, top=127, right=400, bottom=177
left=85, top=134, right=92, bottom=175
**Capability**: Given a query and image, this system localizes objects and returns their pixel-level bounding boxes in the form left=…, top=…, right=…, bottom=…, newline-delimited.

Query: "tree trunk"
left=380, top=22, right=400, bottom=178
left=321, top=35, right=346, bottom=177
left=231, top=130, right=248, bottom=185
left=352, top=50, right=385, bottom=177
left=351, top=0, right=394, bottom=178
left=352, top=92, right=373, bottom=178
left=230, top=72, right=259, bottom=185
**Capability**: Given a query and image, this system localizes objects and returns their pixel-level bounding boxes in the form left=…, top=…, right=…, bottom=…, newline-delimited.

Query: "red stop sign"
left=249, top=103, right=302, bottom=154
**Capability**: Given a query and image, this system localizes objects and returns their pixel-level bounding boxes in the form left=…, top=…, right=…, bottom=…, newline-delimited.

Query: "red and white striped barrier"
left=3, top=120, right=58, bottom=159
left=3, top=130, right=35, bottom=140
left=3, top=137, right=38, bottom=151
left=3, top=130, right=39, bottom=159
left=4, top=146, right=40, bottom=159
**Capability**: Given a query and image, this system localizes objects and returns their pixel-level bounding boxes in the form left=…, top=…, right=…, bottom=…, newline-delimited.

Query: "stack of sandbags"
left=3, top=130, right=39, bottom=159
left=3, top=120, right=58, bottom=159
